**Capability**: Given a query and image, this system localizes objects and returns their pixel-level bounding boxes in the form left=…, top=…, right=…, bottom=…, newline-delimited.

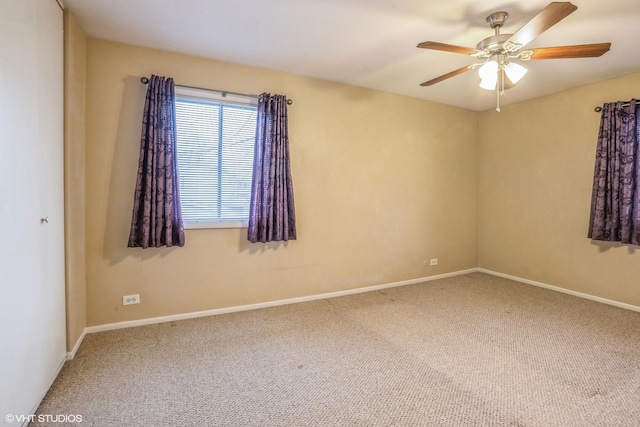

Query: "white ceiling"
left=62, top=0, right=640, bottom=112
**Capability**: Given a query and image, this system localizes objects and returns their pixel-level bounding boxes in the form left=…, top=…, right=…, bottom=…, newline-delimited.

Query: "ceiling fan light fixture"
left=479, top=76, right=497, bottom=90
left=478, top=59, right=498, bottom=81
left=478, top=59, right=499, bottom=90
left=504, top=62, right=528, bottom=83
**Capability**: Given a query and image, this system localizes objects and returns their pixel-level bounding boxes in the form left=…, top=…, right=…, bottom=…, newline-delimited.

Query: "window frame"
left=174, top=85, right=258, bottom=230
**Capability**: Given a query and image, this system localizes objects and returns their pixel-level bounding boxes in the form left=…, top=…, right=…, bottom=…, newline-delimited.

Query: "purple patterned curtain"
left=588, top=99, right=640, bottom=245
left=248, top=93, right=297, bottom=243
left=128, top=75, right=185, bottom=248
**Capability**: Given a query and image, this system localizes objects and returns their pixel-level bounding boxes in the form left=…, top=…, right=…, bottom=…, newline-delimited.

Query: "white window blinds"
left=174, top=86, right=257, bottom=228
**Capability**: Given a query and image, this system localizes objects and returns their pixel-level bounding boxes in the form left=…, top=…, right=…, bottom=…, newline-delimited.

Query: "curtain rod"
left=594, top=102, right=634, bottom=113
left=140, top=76, right=292, bottom=105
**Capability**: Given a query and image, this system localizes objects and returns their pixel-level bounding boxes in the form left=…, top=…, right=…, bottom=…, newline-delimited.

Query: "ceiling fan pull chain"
left=496, top=78, right=501, bottom=112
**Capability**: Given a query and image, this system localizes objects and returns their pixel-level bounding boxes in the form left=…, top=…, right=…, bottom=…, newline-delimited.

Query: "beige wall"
left=478, top=72, right=640, bottom=307
left=85, top=39, right=479, bottom=326
left=63, top=9, right=87, bottom=351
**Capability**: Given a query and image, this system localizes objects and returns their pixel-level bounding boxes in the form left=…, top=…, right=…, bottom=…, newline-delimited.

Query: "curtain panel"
left=588, top=99, right=640, bottom=245
left=128, top=75, right=185, bottom=248
left=248, top=93, right=297, bottom=243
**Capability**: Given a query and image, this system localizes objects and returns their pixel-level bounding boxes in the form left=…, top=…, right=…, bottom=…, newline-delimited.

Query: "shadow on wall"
left=590, top=240, right=637, bottom=254
left=238, top=231, right=291, bottom=255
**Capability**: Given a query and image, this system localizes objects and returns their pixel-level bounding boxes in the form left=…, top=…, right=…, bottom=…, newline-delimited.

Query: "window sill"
left=184, top=221, right=248, bottom=230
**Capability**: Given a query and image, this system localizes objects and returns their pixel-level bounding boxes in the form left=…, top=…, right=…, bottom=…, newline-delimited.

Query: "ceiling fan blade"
left=420, top=65, right=474, bottom=86
left=507, top=2, right=578, bottom=48
left=417, top=41, right=477, bottom=55
left=528, top=43, right=611, bottom=59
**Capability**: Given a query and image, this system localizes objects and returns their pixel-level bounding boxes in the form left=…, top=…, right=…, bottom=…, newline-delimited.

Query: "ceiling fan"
left=417, top=2, right=611, bottom=111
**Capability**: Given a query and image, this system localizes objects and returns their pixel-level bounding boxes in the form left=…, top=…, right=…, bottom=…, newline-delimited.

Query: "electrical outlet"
left=122, top=294, right=140, bottom=306
left=430, top=258, right=438, bottom=266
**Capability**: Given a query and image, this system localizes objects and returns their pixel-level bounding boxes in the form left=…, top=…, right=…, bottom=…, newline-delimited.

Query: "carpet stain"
left=588, top=389, right=607, bottom=398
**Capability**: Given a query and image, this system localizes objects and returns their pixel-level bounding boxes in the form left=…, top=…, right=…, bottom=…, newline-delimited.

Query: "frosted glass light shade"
left=478, top=60, right=498, bottom=90
left=478, top=60, right=498, bottom=80
left=479, top=76, right=497, bottom=90
left=505, top=62, right=527, bottom=83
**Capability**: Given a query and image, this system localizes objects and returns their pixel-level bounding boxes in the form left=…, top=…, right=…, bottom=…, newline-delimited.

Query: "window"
left=174, top=86, right=257, bottom=229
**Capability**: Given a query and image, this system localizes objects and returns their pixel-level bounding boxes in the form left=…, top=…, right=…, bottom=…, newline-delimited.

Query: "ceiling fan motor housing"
left=476, top=34, right=513, bottom=53
left=474, top=11, right=525, bottom=59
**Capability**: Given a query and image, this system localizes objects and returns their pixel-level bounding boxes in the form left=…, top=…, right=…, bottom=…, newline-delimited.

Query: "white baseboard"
left=479, top=268, right=640, bottom=313
left=82, top=267, right=639, bottom=337
left=66, top=328, right=87, bottom=360
left=85, top=269, right=478, bottom=334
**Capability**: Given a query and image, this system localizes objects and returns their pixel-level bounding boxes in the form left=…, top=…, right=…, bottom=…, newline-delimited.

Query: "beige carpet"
left=34, top=273, right=640, bottom=426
